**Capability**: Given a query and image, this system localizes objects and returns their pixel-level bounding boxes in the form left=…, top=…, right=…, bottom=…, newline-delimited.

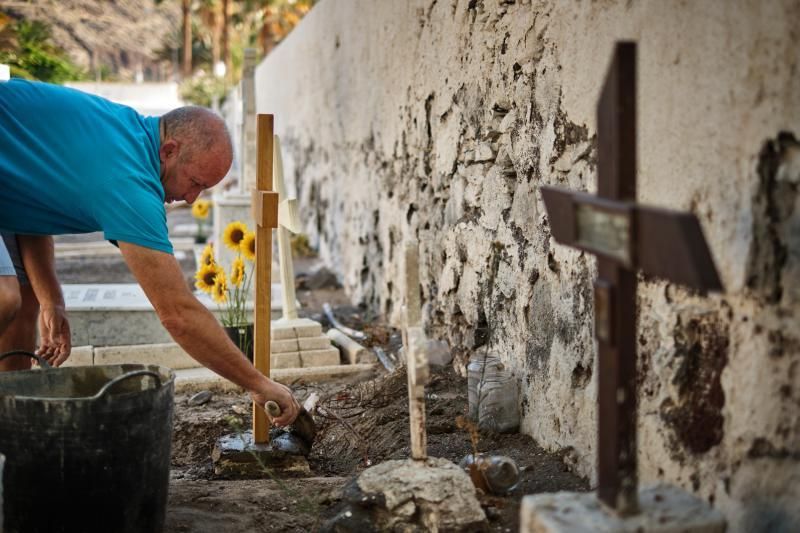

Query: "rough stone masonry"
left=245, top=1, right=800, bottom=530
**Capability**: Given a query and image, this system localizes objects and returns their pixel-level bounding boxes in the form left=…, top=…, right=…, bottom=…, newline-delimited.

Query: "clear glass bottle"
left=459, top=453, right=521, bottom=494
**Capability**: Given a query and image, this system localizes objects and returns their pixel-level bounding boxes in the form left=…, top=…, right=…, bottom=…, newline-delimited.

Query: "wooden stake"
left=404, top=240, right=428, bottom=460
left=253, top=114, right=279, bottom=443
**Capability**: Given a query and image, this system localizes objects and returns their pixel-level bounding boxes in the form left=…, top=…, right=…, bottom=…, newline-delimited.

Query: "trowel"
left=265, top=398, right=317, bottom=456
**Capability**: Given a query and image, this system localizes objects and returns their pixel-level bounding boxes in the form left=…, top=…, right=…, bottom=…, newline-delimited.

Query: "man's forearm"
left=17, top=235, right=64, bottom=308
left=162, top=298, right=269, bottom=391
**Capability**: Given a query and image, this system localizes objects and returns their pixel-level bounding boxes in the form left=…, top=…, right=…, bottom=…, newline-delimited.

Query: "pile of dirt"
left=169, top=363, right=588, bottom=531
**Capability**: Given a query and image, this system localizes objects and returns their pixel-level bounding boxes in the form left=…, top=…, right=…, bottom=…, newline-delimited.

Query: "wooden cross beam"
left=252, top=114, right=280, bottom=443
left=541, top=42, right=722, bottom=514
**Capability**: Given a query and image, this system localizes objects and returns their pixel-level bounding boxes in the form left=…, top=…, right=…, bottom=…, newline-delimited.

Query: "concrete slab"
left=211, top=431, right=310, bottom=476
left=55, top=238, right=196, bottom=258
left=271, top=335, right=332, bottom=353
left=64, top=283, right=282, bottom=346
left=271, top=318, right=322, bottom=340
left=520, top=485, right=726, bottom=533
left=271, top=352, right=301, bottom=369
left=94, top=343, right=197, bottom=369
left=299, top=347, right=340, bottom=367
left=173, top=364, right=375, bottom=393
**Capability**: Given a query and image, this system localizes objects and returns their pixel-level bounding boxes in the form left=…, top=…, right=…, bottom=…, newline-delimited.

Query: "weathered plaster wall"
left=252, top=1, right=799, bottom=529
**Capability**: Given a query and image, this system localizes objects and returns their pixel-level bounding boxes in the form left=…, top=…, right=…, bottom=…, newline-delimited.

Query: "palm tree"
left=155, top=0, right=193, bottom=78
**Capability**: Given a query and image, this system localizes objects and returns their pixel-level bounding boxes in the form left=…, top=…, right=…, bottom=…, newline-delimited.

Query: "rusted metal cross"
left=541, top=42, right=723, bottom=514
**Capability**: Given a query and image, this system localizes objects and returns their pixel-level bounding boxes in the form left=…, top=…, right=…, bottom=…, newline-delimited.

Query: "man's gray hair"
left=162, top=106, right=233, bottom=159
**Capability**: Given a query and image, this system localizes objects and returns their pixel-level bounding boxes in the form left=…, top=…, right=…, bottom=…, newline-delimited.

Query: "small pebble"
left=232, top=404, right=248, bottom=415
left=187, top=390, right=213, bottom=406
left=485, top=506, right=501, bottom=520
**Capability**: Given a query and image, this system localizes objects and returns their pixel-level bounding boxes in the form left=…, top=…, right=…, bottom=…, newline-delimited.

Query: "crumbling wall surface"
left=253, top=0, right=800, bottom=529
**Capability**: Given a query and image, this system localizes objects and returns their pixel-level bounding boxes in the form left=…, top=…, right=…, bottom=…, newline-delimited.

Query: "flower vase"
left=224, top=324, right=254, bottom=362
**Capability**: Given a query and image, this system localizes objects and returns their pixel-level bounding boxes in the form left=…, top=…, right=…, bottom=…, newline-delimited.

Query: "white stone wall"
left=251, top=1, right=800, bottom=529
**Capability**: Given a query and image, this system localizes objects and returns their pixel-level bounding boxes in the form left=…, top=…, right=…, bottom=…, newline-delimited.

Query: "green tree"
left=0, top=15, right=84, bottom=83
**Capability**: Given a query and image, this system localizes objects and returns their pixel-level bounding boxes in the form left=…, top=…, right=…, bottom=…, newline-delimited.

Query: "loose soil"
left=53, top=206, right=589, bottom=532
left=167, top=359, right=588, bottom=532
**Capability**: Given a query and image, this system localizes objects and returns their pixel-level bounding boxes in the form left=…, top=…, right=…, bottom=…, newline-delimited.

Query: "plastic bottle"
left=467, top=352, right=519, bottom=432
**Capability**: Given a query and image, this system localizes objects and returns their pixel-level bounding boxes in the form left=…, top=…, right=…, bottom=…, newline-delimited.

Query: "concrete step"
left=64, top=283, right=284, bottom=346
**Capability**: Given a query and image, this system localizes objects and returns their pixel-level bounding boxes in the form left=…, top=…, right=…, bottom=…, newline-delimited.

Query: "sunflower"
left=240, top=231, right=256, bottom=261
left=212, top=271, right=228, bottom=304
left=230, top=256, right=245, bottom=287
left=199, top=243, right=215, bottom=267
left=191, top=199, right=211, bottom=220
left=223, top=221, right=249, bottom=251
left=195, top=263, right=222, bottom=293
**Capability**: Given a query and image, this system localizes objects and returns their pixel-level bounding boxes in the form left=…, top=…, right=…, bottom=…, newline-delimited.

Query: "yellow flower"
left=223, top=221, right=248, bottom=251
left=240, top=231, right=256, bottom=261
left=230, top=256, right=245, bottom=287
left=195, top=263, right=222, bottom=293
left=191, top=199, right=211, bottom=220
left=199, top=243, right=214, bottom=266
left=212, top=271, right=228, bottom=303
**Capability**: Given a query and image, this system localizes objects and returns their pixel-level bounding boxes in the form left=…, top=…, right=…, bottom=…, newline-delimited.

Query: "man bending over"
left=0, top=79, right=300, bottom=426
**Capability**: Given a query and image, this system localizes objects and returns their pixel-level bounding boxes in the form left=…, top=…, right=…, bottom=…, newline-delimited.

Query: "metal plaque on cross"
left=540, top=42, right=723, bottom=514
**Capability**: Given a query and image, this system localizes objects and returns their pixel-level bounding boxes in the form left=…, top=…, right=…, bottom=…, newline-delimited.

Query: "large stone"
left=520, top=485, right=726, bottom=533
left=322, top=457, right=486, bottom=532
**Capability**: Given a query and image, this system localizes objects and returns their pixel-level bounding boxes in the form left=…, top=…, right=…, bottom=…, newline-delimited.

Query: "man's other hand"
left=37, top=304, right=71, bottom=366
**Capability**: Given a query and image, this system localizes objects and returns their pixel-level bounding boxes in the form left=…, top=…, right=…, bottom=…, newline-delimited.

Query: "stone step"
left=63, top=283, right=283, bottom=347
left=271, top=347, right=340, bottom=369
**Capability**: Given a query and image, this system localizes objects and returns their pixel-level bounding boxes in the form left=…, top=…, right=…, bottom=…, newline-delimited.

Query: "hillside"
left=0, top=0, right=179, bottom=81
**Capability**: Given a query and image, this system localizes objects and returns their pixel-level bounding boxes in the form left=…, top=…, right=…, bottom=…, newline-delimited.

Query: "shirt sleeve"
left=94, top=174, right=173, bottom=254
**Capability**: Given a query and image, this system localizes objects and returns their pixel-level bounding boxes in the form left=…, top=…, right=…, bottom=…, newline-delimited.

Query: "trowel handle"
left=265, top=400, right=282, bottom=417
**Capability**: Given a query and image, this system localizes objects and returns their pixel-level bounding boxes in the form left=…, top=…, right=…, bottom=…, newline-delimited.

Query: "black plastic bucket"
left=0, top=351, right=175, bottom=533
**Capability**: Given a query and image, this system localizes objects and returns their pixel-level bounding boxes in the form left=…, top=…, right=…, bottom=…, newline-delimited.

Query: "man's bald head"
left=161, top=106, right=233, bottom=166
left=158, top=106, right=234, bottom=204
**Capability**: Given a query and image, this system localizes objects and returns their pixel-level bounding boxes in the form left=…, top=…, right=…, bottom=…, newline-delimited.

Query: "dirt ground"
left=53, top=206, right=589, bottom=532
left=167, top=364, right=588, bottom=532
left=167, top=318, right=588, bottom=533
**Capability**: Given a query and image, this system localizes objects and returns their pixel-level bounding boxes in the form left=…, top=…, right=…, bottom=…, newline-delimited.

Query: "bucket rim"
left=0, top=364, right=175, bottom=402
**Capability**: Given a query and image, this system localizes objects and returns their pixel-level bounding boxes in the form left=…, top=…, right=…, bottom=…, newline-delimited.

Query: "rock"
left=474, top=142, right=496, bottom=162
left=325, top=457, right=488, bottom=532
left=297, top=266, right=342, bottom=291
left=187, top=390, right=213, bottom=406
left=426, top=339, right=454, bottom=367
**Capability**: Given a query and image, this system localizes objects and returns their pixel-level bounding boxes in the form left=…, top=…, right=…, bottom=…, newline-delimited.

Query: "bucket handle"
left=92, top=370, right=162, bottom=399
left=0, top=350, right=52, bottom=369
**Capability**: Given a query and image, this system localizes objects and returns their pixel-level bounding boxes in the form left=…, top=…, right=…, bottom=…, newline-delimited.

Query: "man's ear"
left=159, top=139, right=180, bottom=161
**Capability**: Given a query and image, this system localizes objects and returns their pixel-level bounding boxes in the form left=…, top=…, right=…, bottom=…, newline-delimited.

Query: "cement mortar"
left=249, top=1, right=800, bottom=529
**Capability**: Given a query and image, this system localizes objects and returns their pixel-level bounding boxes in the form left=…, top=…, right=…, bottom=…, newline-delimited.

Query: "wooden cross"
left=404, top=240, right=429, bottom=460
left=252, top=114, right=280, bottom=443
left=541, top=42, right=723, bottom=514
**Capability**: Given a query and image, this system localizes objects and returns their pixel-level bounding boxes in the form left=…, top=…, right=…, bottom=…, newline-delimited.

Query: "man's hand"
left=250, top=380, right=302, bottom=427
left=118, top=241, right=303, bottom=425
left=37, top=304, right=71, bottom=366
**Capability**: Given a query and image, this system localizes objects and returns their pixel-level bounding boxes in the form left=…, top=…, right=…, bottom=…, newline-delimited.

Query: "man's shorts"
left=0, top=232, right=30, bottom=284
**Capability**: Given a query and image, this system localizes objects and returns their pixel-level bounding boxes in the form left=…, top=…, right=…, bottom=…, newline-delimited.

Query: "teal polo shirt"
left=0, top=79, right=172, bottom=254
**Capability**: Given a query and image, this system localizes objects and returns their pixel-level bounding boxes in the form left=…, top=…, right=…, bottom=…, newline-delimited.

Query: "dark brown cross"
left=541, top=42, right=723, bottom=514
